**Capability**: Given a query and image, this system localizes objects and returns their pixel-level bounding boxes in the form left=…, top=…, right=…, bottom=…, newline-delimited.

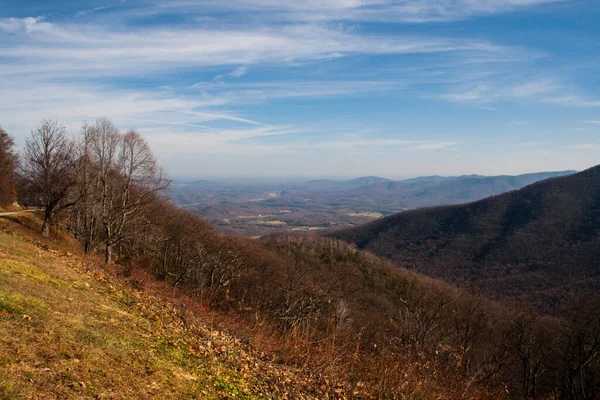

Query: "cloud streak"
left=439, top=80, right=560, bottom=105
left=152, top=0, right=567, bottom=23
left=214, top=66, right=248, bottom=81
left=0, top=18, right=509, bottom=80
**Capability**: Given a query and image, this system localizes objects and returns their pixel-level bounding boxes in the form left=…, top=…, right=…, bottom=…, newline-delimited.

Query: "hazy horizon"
left=170, top=169, right=579, bottom=183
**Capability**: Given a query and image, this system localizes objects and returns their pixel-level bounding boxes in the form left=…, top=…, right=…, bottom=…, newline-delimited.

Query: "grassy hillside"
left=0, top=214, right=352, bottom=399
left=328, top=165, right=600, bottom=313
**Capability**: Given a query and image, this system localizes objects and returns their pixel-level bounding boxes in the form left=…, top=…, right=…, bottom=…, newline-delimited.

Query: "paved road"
left=0, top=209, right=41, bottom=217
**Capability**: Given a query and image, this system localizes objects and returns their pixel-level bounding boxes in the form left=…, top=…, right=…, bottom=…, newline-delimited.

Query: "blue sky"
left=1, top=0, right=599, bottom=178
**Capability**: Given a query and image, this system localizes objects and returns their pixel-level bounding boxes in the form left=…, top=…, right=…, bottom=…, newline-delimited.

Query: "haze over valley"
left=172, top=170, right=575, bottom=236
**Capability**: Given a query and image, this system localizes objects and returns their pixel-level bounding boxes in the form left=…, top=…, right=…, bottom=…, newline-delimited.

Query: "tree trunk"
left=41, top=209, right=52, bottom=237
left=105, top=244, right=112, bottom=264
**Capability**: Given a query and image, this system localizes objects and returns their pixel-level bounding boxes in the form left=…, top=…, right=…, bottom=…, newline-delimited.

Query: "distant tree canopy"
left=0, top=126, right=18, bottom=208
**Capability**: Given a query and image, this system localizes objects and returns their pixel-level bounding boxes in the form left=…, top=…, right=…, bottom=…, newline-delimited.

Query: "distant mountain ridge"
left=345, top=176, right=394, bottom=186
left=303, top=171, right=575, bottom=199
left=328, top=166, right=598, bottom=313
left=354, top=170, right=577, bottom=209
left=305, top=176, right=393, bottom=190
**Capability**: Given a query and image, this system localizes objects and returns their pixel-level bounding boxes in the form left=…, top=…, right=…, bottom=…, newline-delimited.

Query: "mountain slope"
left=3, top=205, right=599, bottom=398
left=0, top=215, right=350, bottom=399
left=329, top=166, right=600, bottom=313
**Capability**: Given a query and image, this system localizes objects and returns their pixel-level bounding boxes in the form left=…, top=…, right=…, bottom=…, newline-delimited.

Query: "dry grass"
left=0, top=215, right=337, bottom=399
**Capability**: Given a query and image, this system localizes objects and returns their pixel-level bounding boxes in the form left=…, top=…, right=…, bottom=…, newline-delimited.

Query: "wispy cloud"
left=413, top=141, right=457, bottom=149
left=545, top=96, right=600, bottom=107
left=517, top=142, right=600, bottom=151
left=439, top=80, right=559, bottom=105
left=144, top=128, right=457, bottom=155
left=190, top=80, right=407, bottom=104
left=165, top=109, right=268, bottom=126
left=214, top=65, right=248, bottom=81
left=295, top=137, right=457, bottom=150
left=154, top=0, right=567, bottom=23
left=0, top=12, right=518, bottom=146
left=75, top=6, right=111, bottom=18
left=567, top=144, right=600, bottom=149
left=0, top=16, right=52, bottom=34
left=0, top=19, right=509, bottom=79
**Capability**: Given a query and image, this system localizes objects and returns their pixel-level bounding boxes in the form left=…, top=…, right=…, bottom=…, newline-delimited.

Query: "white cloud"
left=0, top=21, right=508, bottom=80
left=296, top=137, right=457, bottom=150
left=165, top=109, right=268, bottom=126
left=190, top=80, right=407, bottom=104
left=75, top=6, right=111, bottom=18
left=567, top=144, right=599, bottom=149
left=0, top=16, right=55, bottom=34
left=546, top=96, right=600, bottom=107
left=509, top=81, right=557, bottom=97
left=161, top=0, right=566, bottom=23
left=221, top=65, right=248, bottom=79
left=439, top=80, right=564, bottom=106
left=413, top=141, right=457, bottom=149
left=143, top=128, right=457, bottom=156
left=0, top=13, right=516, bottom=151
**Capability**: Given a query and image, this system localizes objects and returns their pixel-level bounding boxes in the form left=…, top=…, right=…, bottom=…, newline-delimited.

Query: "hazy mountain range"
left=171, top=170, right=577, bottom=237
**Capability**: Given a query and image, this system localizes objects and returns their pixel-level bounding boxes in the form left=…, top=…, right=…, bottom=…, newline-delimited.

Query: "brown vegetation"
left=0, top=215, right=353, bottom=399
left=8, top=117, right=600, bottom=398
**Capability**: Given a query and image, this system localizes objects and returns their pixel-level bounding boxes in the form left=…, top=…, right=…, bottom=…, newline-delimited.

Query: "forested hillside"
left=329, top=165, right=600, bottom=313
left=2, top=120, right=599, bottom=399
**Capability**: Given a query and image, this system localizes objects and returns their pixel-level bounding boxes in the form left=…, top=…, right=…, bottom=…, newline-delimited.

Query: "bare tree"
left=22, top=120, right=79, bottom=236
left=393, top=279, right=450, bottom=357
left=84, top=119, right=169, bottom=263
left=557, top=298, right=600, bottom=399
left=0, top=127, right=18, bottom=207
left=69, top=123, right=102, bottom=253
